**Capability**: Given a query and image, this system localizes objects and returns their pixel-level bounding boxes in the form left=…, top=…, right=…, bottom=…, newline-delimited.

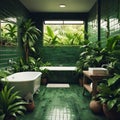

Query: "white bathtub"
left=1, top=71, right=42, bottom=97
left=40, top=66, right=77, bottom=71
left=40, top=66, right=77, bottom=83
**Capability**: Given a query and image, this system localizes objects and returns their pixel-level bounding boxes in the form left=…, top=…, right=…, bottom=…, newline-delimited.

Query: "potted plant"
left=40, top=68, right=49, bottom=85
left=105, top=34, right=120, bottom=75
left=89, top=96, right=103, bottom=114
left=97, top=74, right=120, bottom=120
left=0, top=84, right=26, bottom=120
left=19, top=19, right=41, bottom=63
left=76, top=41, right=108, bottom=86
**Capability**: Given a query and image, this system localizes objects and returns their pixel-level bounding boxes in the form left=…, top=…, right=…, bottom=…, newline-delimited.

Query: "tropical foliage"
left=20, top=19, right=41, bottom=63
left=76, top=33, right=120, bottom=76
left=89, top=34, right=120, bottom=114
left=0, top=20, right=17, bottom=46
left=0, top=85, right=26, bottom=120
left=44, top=24, right=85, bottom=46
left=105, top=34, right=120, bottom=74
left=97, top=74, right=120, bottom=112
left=76, top=41, right=109, bottom=74
left=0, top=69, right=11, bottom=91
left=9, top=56, right=51, bottom=73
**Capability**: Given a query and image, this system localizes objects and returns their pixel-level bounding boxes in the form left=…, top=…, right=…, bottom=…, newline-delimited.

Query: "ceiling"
left=19, top=0, right=97, bottom=13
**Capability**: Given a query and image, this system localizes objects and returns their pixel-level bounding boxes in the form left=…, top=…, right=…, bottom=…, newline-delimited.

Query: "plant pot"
left=25, top=101, right=35, bottom=112
left=89, top=100, right=103, bottom=114
left=79, top=78, right=83, bottom=86
left=103, top=104, right=120, bottom=120
left=41, top=78, right=47, bottom=85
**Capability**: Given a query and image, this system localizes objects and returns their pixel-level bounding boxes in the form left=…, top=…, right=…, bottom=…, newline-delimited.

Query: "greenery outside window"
left=0, top=17, right=17, bottom=46
left=43, top=20, right=85, bottom=46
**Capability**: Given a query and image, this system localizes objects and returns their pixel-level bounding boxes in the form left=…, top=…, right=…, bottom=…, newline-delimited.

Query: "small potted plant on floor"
left=89, top=96, right=103, bottom=114
left=0, top=84, right=26, bottom=120
left=97, top=74, right=120, bottom=120
left=40, top=68, right=49, bottom=85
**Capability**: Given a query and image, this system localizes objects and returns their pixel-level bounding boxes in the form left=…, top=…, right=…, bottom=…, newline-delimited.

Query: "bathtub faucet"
left=101, top=64, right=108, bottom=68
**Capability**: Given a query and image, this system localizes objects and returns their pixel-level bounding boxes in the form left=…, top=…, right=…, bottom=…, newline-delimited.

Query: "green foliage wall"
left=40, top=46, right=81, bottom=66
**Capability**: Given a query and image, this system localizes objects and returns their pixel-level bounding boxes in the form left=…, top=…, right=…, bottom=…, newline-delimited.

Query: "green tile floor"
left=18, top=85, right=107, bottom=120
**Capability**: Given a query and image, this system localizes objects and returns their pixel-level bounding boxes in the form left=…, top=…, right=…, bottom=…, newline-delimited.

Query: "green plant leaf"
left=0, top=85, right=26, bottom=118
left=8, top=101, right=26, bottom=112
left=108, top=74, right=120, bottom=86
left=46, top=26, right=55, bottom=38
left=107, top=99, right=117, bottom=110
left=95, top=56, right=103, bottom=63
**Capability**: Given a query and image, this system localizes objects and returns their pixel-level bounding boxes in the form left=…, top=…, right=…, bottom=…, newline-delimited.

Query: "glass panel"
left=43, top=20, right=84, bottom=46
left=0, top=17, right=17, bottom=46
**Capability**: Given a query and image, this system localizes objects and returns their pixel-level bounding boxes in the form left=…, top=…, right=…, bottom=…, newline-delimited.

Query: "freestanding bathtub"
left=1, top=71, right=42, bottom=98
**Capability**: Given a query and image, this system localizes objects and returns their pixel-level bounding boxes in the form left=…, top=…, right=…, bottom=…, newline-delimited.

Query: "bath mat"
left=46, top=84, right=70, bottom=88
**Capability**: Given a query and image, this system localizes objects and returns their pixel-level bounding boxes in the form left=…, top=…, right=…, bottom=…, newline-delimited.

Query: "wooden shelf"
left=82, top=70, right=109, bottom=96
left=83, top=84, right=92, bottom=93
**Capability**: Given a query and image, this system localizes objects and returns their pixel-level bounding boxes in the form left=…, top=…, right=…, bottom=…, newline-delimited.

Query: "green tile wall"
left=100, top=19, right=108, bottom=47
left=88, top=0, right=120, bottom=47
left=88, top=2, right=98, bottom=43
left=40, top=46, right=81, bottom=66
left=0, top=47, right=18, bottom=68
left=0, top=0, right=29, bottom=18
left=100, top=0, right=120, bottom=46
left=88, top=20, right=98, bottom=42
left=47, top=71, right=78, bottom=83
left=0, top=0, right=29, bottom=68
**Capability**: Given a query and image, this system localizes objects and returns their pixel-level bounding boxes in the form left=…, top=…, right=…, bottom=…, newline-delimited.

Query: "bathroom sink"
left=88, top=67, right=108, bottom=75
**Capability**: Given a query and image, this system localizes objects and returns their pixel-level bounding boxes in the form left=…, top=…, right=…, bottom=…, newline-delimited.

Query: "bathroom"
left=0, top=0, right=120, bottom=120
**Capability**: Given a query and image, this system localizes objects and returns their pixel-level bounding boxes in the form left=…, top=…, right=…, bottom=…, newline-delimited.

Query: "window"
left=0, top=17, right=17, bottom=46
left=43, top=20, right=85, bottom=46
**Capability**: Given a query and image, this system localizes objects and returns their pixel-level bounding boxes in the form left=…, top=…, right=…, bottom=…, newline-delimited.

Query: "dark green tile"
left=18, top=85, right=107, bottom=120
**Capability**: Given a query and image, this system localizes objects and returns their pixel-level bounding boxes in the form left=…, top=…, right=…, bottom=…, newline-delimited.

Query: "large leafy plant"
left=44, top=26, right=60, bottom=45
left=0, top=85, right=26, bottom=120
left=20, top=19, right=41, bottom=63
left=105, top=34, right=120, bottom=75
left=97, top=74, right=120, bottom=112
left=0, top=21, right=17, bottom=46
left=9, top=57, right=51, bottom=73
left=4, top=23, right=17, bottom=43
left=96, top=34, right=120, bottom=114
left=76, top=41, right=109, bottom=74
left=9, top=57, right=42, bottom=72
left=0, top=69, right=11, bottom=91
